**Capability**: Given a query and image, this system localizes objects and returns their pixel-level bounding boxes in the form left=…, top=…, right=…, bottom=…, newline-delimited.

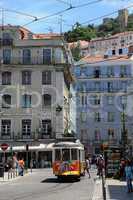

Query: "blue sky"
left=0, top=0, right=133, bottom=33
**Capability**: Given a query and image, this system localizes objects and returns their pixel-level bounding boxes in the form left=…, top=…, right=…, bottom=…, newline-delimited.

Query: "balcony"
left=0, top=38, right=13, bottom=46
left=0, top=132, right=54, bottom=141
left=0, top=56, right=66, bottom=65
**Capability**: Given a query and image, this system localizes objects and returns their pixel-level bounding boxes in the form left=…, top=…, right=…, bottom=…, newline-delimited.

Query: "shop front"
left=0, top=143, right=54, bottom=168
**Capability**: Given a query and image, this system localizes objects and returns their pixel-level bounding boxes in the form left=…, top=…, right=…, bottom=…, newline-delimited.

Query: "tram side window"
left=55, top=149, right=61, bottom=161
left=71, top=149, right=77, bottom=160
left=62, top=149, right=70, bottom=161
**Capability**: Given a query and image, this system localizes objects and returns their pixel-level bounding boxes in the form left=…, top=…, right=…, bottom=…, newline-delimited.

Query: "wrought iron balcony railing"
left=0, top=56, right=66, bottom=65
left=0, top=132, right=54, bottom=141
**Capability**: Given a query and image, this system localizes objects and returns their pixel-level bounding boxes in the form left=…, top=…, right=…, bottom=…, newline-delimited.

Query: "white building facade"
left=0, top=26, right=73, bottom=166
left=74, top=54, right=133, bottom=154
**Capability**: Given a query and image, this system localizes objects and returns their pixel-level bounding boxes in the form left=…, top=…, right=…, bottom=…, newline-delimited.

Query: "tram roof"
left=52, top=141, right=84, bottom=150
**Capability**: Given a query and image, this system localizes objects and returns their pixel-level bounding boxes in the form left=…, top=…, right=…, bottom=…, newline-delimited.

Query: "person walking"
left=18, top=158, right=25, bottom=176
left=97, top=155, right=105, bottom=177
left=125, top=160, right=133, bottom=193
left=85, top=158, right=91, bottom=178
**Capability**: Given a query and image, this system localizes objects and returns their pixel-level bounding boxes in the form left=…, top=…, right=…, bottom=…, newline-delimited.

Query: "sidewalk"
left=106, top=179, right=133, bottom=200
left=0, top=170, right=28, bottom=183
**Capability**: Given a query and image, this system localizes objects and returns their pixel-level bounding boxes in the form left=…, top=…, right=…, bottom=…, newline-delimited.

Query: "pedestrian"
left=97, top=155, right=105, bottom=177
left=18, top=158, right=25, bottom=176
left=119, top=158, right=125, bottom=181
left=85, top=158, right=91, bottom=178
left=125, top=160, right=133, bottom=193
left=30, top=159, right=33, bottom=173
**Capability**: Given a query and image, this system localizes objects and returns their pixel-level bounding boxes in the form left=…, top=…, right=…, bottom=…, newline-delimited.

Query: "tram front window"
left=55, top=149, right=61, bottom=161
left=71, top=149, right=77, bottom=160
left=62, top=149, right=70, bottom=161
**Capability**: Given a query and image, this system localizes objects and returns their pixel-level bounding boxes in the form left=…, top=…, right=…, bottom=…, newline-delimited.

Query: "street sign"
left=0, top=143, right=9, bottom=151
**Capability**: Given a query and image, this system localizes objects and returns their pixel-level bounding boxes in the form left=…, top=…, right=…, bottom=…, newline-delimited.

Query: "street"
left=0, top=168, right=96, bottom=200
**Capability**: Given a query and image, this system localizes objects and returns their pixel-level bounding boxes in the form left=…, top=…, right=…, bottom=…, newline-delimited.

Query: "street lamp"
left=121, top=104, right=128, bottom=158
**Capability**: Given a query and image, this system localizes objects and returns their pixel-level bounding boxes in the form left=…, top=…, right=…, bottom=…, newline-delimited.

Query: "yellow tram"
left=52, top=141, right=85, bottom=180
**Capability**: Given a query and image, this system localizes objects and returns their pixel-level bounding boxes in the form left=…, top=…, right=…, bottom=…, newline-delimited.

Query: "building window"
left=120, top=66, right=127, bottom=77
left=107, top=67, right=114, bottom=77
left=112, top=50, right=116, bottom=55
left=108, top=112, right=115, bottom=122
left=41, top=119, right=52, bottom=135
left=2, top=94, right=11, bottom=108
left=94, top=82, right=100, bottom=92
left=3, top=49, right=11, bottom=64
left=91, top=95, right=100, bottom=105
left=43, top=49, right=51, bottom=64
left=108, top=129, right=114, bottom=139
left=94, top=112, right=101, bottom=122
left=94, top=129, right=101, bottom=141
left=1, top=120, right=11, bottom=136
left=119, top=49, right=123, bottom=55
left=107, top=82, right=113, bottom=92
left=94, top=68, right=100, bottom=78
left=23, top=49, right=31, bottom=64
left=22, top=71, right=31, bottom=85
left=22, top=119, right=31, bottom=136
left=42, top=71, right=51, bottom=85
left=81, top=95, right=87, bottom=106
left=43, top=94, right=51, bottom=107
left=80, top=112, right=87, bottom=122
left=2, top=71, right=11, bottom=85
left=2, top=33, right=13, bottom=45
left=22, top=94, right=31, bottom=108
left=107, top=96, right=114, bottom=105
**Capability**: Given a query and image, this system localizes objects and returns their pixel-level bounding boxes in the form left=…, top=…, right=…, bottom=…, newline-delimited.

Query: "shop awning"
left=0, top=143, right=55, bottom=152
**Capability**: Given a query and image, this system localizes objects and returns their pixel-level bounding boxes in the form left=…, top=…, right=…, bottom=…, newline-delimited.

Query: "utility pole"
left=59, top=15, right=63, bottom=35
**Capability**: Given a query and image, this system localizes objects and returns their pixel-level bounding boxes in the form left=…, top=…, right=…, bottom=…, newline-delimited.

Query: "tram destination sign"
left=0, top=143, right=9, bottom=151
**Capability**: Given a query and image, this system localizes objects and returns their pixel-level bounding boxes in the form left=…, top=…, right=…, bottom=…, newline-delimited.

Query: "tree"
left=71, top=42, right=82, bottom=61
left=65, top=13, right=133, bottom=43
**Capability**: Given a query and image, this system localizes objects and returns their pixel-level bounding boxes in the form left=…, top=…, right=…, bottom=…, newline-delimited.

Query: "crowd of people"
left=5, top=153, right=25, bottom=176
left=85, top=155, right=133, bottom=193
left=85, top=155, right=105, bottom=178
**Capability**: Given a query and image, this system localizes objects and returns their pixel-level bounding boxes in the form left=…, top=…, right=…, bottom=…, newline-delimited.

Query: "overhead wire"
left=0, top=7, right=37, bottom=20
left=22, top=0, right=104, bottom=27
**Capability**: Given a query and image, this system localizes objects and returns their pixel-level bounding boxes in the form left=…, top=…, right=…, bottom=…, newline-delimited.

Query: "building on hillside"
left=118, top=9, right=129, bottom=31
left=73, top=52, right=133, bottom=154
left=0, top=25, right=73, bottom=167
left=89, top=31, right=133, bottom=56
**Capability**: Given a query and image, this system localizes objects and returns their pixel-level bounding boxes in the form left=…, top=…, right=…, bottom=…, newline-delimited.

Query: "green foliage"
left=65, top=14, right=133, bottom=42
left=71, top=42, right=82, bottom=61
left=64, top=22, right=97, bottom=42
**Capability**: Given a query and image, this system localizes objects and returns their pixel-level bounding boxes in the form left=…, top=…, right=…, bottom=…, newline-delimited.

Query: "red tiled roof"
left=90, top=31, right=133, bottom=43
left=33, top=33, right=60, bottom=39
left=80, top=54, right=132, bottom=64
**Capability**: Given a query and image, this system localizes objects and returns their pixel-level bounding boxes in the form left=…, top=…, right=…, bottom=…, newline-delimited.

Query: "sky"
left=0, top=0, right=133, bottom=33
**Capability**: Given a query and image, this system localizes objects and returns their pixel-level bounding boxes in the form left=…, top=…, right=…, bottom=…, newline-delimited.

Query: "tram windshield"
left=62, top=149, right=70, bottom=161
left=55, top=149, right=61, bottom=161
left=71, top=149, right=78, bottom=160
